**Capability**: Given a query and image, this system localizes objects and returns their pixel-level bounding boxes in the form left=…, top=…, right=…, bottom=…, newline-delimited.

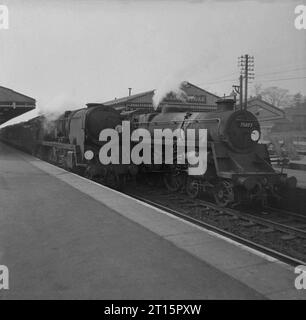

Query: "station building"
left=103, top=81, right=220, bottom=113
left=269, top=102, right=306, bottom=156
left=246, top=97, right=285, bottom=141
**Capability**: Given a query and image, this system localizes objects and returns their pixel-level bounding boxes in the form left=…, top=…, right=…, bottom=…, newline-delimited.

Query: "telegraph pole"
left=244, top=54, right=249, bottom=107
left=232, top=75, right=243, bottom=111
left=238, top=54, right=255, bottom=110
left=240, top=74, right=243, bottom=110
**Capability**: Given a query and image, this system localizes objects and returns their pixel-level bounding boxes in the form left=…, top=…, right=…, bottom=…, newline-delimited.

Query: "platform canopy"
left=0, top=86, right=36, bottom=125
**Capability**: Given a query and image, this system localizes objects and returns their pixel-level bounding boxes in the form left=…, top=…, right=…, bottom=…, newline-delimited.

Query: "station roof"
left=247, top=97, right=285, bottom=122
left=0, top=86, right=36, bottom=125
left=103, top=90, right=154, bottom=106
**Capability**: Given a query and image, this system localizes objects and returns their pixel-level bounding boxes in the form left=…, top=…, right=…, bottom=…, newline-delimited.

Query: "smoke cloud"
left=38, top=93, right=85, bottom=121
left=152, top=47, right=220, bottom=110
left=153, top=78, right=187, bottom=109
left=0, top=93, right=86, bottom=128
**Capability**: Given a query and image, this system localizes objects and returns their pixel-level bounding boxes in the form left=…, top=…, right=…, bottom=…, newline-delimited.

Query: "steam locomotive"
left=0, top=104, right=138, bottom=189
left=130, top=98, right=296, bottom=206
left=0, top=98, right=296, bottom=207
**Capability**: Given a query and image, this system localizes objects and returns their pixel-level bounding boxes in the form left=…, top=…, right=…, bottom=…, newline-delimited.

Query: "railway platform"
left=271, top=166, right=306, bottom=213
left=0, top=142, right=305, bottom=299
left=280, top=167, right=306, bottom=189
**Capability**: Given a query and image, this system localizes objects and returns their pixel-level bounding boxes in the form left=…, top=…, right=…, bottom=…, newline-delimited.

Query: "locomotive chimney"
left=216, top=98, right=235, bottom=112
left=128, top=88, right=132, bottom=96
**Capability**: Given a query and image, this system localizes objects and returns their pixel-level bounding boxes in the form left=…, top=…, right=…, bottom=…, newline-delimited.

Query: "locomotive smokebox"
left=216, top=98, right=235, bottom=112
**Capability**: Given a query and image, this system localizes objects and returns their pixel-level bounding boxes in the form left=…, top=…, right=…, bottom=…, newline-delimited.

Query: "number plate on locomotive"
left=238, top=121, right=253, bottom=128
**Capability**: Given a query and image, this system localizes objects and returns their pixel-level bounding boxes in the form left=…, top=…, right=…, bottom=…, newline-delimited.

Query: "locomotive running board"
left=41, top=141, right=75, bottom=150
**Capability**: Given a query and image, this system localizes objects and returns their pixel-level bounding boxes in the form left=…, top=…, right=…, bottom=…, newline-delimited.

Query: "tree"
left=260, top=86, right=290, bottom=107
left=293, top=92, right=303, bottom=107
left=252, top=84, right=305, bottom=108
left=253, top=83, right=262, bottom=98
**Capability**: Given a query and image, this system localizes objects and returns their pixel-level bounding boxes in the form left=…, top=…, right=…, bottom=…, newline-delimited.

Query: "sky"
left=0, top=0, right=305, bottom=125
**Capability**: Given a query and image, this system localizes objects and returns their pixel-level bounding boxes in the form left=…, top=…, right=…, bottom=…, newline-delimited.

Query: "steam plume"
left=38, top=93, right=85, bottom=121
left=0, top=93, right=85, bottom=128
left=153, top=78, right=187, bottom=110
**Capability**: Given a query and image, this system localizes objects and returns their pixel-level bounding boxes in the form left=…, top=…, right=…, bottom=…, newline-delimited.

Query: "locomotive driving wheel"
left=186, top=177, right=200, bottom=199
left=144, top=172, right=162, bottom=187
left=106, top=170, right=120, bottom=190
left=213, top=180, right=235, bottom=207
left=84, top=166, right=95, bottom=180
left=163, top=170, right=184, bottom=192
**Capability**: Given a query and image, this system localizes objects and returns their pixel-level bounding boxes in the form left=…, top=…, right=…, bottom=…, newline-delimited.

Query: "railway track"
left=123, top=182, right=306, bottom=266
left=36, top=156, right=306, bottom=266
left=250, top=207, right=306, bottom=238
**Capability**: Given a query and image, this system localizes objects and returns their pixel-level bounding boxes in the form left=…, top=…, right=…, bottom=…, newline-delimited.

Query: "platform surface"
left=0, top=142, right=305, bottom=299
